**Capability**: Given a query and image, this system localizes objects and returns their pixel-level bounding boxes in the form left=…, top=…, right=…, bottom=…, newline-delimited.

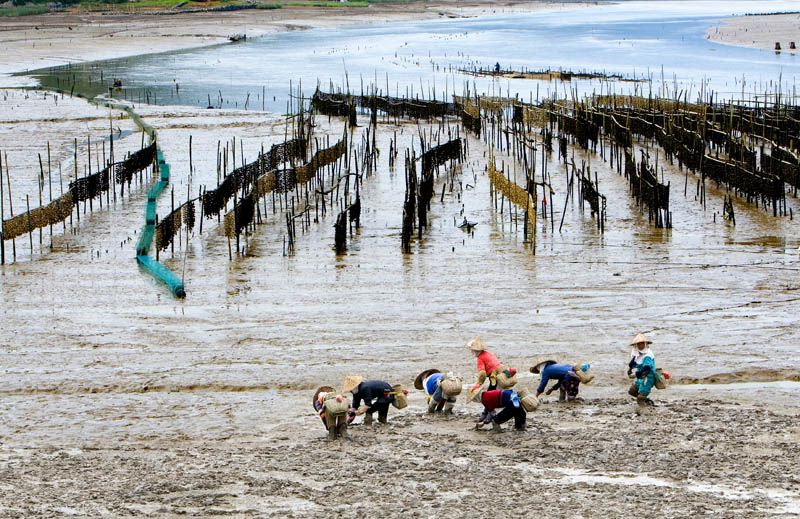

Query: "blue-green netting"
left=136, top=255, right=185, bottom=298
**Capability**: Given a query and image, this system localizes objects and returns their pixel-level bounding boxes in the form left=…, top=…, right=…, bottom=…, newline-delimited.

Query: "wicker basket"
left=324, top=395, right=350, bottom=415
left=496, top=368, right=518, bottom=389
left=440, top=377, right=462, bottom=397
left=654, top=369, right=667, bottom=390
left=520, top=394, right=539, bottom=412
left=392, top=384, right=408, bottom=409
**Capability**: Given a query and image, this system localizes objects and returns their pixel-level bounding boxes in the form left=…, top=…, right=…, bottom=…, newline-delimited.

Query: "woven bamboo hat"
left=529, top=357, right=557, bottom=374
left=414, top=369, right=441, bottom=391
left=312, top=385, right=335, bottom=410
left=466, top=337, right=488, bottom=352
left=342, top=376, right=363, bottom=393
left=630, top=333, right=652, bottom=346
left=467, top=381, right=488, bottom=403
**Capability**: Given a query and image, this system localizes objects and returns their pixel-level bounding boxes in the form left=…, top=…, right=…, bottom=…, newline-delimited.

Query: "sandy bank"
left=707, top=12, right=800, bottom=53
left=0, top=0, right=588, bottom=83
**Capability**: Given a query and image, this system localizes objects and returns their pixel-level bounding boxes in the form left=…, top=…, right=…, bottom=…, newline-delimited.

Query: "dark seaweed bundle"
left=115, top=143, right=156, bottom=184
left=421, top=138, right=463, bottom=176
left=70, top=168, right=110, bottom=205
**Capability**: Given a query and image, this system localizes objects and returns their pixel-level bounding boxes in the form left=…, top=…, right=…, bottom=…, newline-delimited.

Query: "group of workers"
left=313, top=333, right=665, bottom=440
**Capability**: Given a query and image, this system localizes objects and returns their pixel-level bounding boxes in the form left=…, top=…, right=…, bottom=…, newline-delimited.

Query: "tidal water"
left=27, top=0, right=800, bottom=111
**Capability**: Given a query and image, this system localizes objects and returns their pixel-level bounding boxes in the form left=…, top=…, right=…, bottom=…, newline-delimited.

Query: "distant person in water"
left=494, top=62, right=501, bottom=74
left=530, top=359, right=594, bottom=401
left=627, top=333, right=657, bottom=409
left=344, top=376, right=395, bottom=425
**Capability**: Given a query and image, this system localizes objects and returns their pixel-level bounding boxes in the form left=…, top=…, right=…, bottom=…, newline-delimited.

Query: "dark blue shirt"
left=537, top=363, right=573, bottom=393
left=351, top=380, right=393, bottom=410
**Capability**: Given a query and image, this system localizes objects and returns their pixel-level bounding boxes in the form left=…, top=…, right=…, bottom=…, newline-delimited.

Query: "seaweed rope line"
left=135, top=148, right=186, bottom=298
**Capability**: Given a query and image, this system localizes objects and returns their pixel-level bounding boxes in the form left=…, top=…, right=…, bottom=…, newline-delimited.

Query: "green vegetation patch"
left=287, top=0, right=368, bottom=6
left=0, top=3, right=50, bottom=16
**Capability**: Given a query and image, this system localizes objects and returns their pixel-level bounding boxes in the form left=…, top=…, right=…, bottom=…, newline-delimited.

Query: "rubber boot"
left=428, top=399, right=439, bottom=414
left=378, top=414, right=388, bottom=425
left=628, top=384, right=639, bottom=398
left=636, top=395, right=649, bottom=415
left=364, top=413, right=374, bottom=426
left=443, top=401, right=455, bottom=415
left=491, top=422, right=503, bottom=434
left=559, top=388, right=566, bottom=402
left=336, top=422, right=349, bottom=440
left=327, top=425, right=337, bottom=440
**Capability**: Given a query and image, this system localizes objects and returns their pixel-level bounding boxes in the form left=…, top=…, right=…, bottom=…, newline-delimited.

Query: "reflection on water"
left=25, top=0, right=800, bottom=111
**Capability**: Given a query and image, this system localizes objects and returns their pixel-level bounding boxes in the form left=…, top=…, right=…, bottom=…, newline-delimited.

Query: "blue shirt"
left=537, top=363, right=573, bottom=393
left=424, top=373, right=443, bottom=396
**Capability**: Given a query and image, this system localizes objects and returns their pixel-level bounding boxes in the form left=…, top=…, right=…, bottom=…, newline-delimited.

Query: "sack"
left=654, top=369, right=667, bottom=390
left=392, top=384, right=408, bottom=409
left=324, top=395, right=350, bottom=415
left=440, top=377, right=462, bottom=397
left=520, top=394, right=539, bottom=412
left=496, top=367, right=518, bottom=389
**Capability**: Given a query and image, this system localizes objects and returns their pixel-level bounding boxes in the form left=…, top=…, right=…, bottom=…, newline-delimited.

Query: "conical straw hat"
left=629, top=333, right=652, bottom=346
left=466, top=337, right=488, bottom=352
left=467, top=381, right=488, bottom=403
left=414, top=369, right=441, bottom=390
left=312, top=385, right=335, bottom=411
left=529, top=357, right=557, bottom=374
left=342, top=376, right=363, bottom=393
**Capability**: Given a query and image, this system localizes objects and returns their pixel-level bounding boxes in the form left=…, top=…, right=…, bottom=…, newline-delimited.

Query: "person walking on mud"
left=415, top=369, right=462, bottom=415
left=313, top=386, right=350, bottom=440
left=467, top=382, right=526, bottom=432
left=344, top=376, right=395, bottom=425
left=530, top=358, right=593, bottom=401
left=628, top=333, right=657, bottom=410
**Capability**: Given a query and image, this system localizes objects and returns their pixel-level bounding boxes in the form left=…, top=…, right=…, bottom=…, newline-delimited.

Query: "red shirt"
left=480, top=389, right=513, bottom=411
left=476, top=350, right=501, bottom=375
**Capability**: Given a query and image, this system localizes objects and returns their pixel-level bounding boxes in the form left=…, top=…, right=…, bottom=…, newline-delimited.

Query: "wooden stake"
left=0, top=150, right=4, bottom=265
left=26, top=195, right=33, bottom=258
left=6, top=152, right=15, bottom=262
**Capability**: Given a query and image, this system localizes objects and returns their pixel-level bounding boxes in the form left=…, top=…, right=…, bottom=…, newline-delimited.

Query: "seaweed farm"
left=2, top=1, right=800, bottom=516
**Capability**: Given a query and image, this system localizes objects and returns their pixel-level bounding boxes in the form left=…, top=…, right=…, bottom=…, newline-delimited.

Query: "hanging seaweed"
left=115, top=143, right=156, bottom=185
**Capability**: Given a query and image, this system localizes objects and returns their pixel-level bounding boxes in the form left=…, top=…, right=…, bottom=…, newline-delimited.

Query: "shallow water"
left=26, top=0, right=800, bottom=111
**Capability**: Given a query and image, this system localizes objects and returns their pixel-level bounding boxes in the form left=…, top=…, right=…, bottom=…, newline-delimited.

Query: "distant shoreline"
left=0, top=0, right=592, bottom=86
left=706, top=11, right=800, bottom=53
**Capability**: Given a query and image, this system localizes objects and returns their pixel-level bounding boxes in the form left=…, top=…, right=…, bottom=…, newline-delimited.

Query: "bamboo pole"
left=0, top=150, right=4, bottom=265
left=6, top=152, right=15, bottom=262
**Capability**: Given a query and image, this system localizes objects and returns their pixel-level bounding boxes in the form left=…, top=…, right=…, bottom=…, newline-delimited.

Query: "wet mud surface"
left=1, top=394, right=798, bottom=517
left=1, top=85, right=800, bottom=516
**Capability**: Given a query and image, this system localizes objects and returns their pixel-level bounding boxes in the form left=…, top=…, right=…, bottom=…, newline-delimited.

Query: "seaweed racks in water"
left=401, top=136, right=466, bottom=253
left=202, top=137, right=307, bottom=218
left=591, top=104, right=788, bottom=216
left=458, top=65, right=641, bottom=83
left=1, top=142, right=156, bottom=264
left=313, top=91, right=457, bottom=121
left=221, top=135, right=348, bottom=253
